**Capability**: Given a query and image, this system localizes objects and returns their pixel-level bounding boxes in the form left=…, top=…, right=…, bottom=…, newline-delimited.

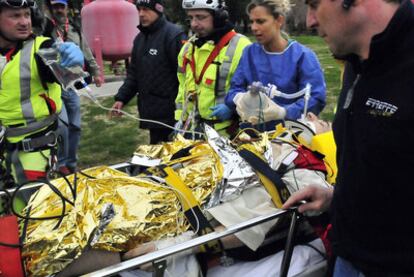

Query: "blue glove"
left=210, top=104, right=233, bottom=121
left=58, top=42, right=84, bottom=68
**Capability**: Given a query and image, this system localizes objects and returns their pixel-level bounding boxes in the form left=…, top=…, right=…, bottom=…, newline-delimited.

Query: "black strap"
left=7, top=131, right=57, bottom=153
left=183, top=207, right=223, bottom=253
left=18, top=131, right=57, bottom=152
left=144, top=164, right=224, bottom=254
left=170, top=145, right=194, bottom=160
left=9, top=147, right=27, bottom=185
left=238, top=149, right=291, bottom=203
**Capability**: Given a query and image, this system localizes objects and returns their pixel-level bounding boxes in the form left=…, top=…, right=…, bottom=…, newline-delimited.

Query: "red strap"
left=190, top=30, right=237, bottom=85
left=40, top=93, right=57, bottom=114
left=5, top=48, right=15, bottom=62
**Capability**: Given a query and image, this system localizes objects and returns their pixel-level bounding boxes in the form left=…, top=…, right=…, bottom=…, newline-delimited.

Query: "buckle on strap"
left=21, top=138, right=34, bottom=152
left=21, top=131, right=57, bottom=152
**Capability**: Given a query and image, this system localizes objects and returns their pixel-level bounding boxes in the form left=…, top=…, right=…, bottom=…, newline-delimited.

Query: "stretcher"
left=0, top=161, right=328, bottom=277
left=2, top=118, right=336, bottom=277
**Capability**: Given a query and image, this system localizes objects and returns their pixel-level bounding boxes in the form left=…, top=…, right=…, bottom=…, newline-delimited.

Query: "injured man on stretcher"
left=22, top=114, right=335, bottom=277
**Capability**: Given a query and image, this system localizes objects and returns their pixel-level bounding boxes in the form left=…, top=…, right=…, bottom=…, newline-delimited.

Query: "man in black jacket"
left=111, top=0, right=186, bottom=144
left=283, top=0, right=414, bottom=276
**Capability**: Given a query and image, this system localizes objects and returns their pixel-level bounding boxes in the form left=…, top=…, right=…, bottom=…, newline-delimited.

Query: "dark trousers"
left=149, top=128, right=173, bottom=144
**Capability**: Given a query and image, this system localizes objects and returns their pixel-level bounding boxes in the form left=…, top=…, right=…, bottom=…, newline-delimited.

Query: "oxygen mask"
left=236, top=82, right=270, bottom=124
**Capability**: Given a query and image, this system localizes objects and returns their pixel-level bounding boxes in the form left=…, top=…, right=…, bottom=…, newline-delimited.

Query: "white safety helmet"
left=182, top=0, right=225, bottom=10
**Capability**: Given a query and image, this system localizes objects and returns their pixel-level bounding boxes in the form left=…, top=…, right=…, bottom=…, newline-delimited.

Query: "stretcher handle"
left=280, top=208, right=302, bottom=277
left=82, top=209, right=294, bottom=277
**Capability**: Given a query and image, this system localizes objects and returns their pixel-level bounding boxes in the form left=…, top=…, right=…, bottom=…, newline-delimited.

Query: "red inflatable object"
left=81, top=0, right=139, bottom=61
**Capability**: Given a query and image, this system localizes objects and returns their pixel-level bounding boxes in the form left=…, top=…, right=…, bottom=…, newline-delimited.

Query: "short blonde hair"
left=246, top=0, right=292, bottom=18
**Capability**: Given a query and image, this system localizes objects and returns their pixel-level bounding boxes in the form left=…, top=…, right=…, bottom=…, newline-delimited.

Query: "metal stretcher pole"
left=280, top=208, right=301, bottom=277
left=0, top=182, right=43, bottom=196
left=82, top=209, right=295, bottom=277
left=0, top=163, right=131, bottom=197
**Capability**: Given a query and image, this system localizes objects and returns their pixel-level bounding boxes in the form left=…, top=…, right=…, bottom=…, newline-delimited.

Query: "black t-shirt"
left=331, top=0, right=414, bottom=274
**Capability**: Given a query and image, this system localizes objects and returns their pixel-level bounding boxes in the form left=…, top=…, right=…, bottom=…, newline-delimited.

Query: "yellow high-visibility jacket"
left=175, top=32, right=250, bottom=133
left=0, top=36, right=62, bottom=143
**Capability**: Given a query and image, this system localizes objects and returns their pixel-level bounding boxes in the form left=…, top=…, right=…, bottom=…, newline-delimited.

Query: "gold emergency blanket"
left=22, top=140, right=222, bottom=277
left=22, top=126, right=336, bottom=276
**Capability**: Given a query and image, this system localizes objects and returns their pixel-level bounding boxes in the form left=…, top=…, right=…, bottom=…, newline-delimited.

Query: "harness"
left=186, top=31, right=237, bottom=87
left=0, top=126, right=14, bottom=189
left=0, top=38, right=59, bottom=185
left=1, top=122, right=58, bottom=185
left=237, top=145, right=291, bottom=208
left=178, top=32, right=243, bottom=135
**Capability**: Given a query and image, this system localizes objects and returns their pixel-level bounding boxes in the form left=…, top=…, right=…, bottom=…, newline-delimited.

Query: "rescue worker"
left=0, top=0, right=84, bottom=187
left=43, top=0, right=103, bottom=174
left=283, top=0, right=414, bottom=275
left=175, top=0, right=251, bottom=138
left=111, top=0, right=186, bottom=144
left=227, top=0, right=326, bottom=131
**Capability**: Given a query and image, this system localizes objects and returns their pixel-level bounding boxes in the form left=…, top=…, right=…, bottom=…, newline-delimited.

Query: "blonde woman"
left=226, top=0, right=326, bottom=129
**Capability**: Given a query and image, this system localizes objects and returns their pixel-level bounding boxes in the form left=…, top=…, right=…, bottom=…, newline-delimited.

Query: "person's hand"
left=58, top=42, right=84, bottom=67
left=93, top=75, right=104, bottom=87
left=261, top=98, right=286, bottom=121
left=282, top=185, right=333, bottom=214
left=122, top=231, right=194, bottom=270
left=210, top=104, right=232, bottom=121
left=234, top=92, right=286, bottom=124
left=110, top=101, right=124, bottom=118
left=233, top=92, right=249, bottom=121
left=122, top=242, right=156, bottom=260
left=122, top=242, right=156, bottom=271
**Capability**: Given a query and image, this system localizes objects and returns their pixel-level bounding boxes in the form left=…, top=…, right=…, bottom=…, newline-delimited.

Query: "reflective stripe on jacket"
left=0, top=36, right=62, bottom=143
left=175, top=32, right=250, bottom=131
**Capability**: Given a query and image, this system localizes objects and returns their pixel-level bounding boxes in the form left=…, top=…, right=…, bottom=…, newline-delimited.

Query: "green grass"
left=78, top=35, right=342, bottom=169
left=78, top=96, right=148, bottom=168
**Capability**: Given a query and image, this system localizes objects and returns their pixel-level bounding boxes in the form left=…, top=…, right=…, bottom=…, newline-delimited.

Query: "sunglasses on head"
left=0, top=0, right=35, bottom=8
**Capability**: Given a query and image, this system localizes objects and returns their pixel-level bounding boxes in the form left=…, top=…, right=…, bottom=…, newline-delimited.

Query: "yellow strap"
left=163, top=166, right=200, bottom=211
left=257, top=172, right=285, bottom=208
left=161, top=166, right=223, bottom=253
left=237, top=144, right=289, bottom=208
